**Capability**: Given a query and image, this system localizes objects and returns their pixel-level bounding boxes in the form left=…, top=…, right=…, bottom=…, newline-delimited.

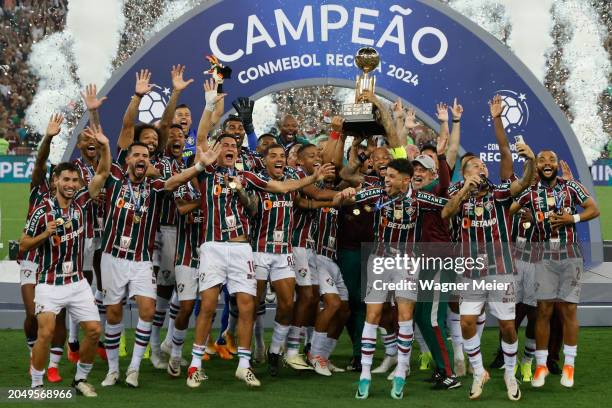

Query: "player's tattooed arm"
left=80, top=83, right=106, bottom=128
left=19, top=221, right=56, bottom=252
left=83, top=125, right=111, bottom=198
left=32, top=113, right=63, bottom=187
left=165, top=145, right=221, bottom=191
left=159, top=64, right=194, bottom=152
left=510, top=142, right=535, bottom=197
left=265, top=163, right=335, bottom=194
left=441, top=175, right=479, bottom=219
left=360, top=90, right=400, bottom=148
left=176, top=198, right=201, bottom=215
left=232, top=177, right=258, bottom=216
left=296, top=196, right=334, bottom=209
left=339, top=138, right=366, bottom=186
left=489, top=94, right=513, bottom=181
left=196, top=78, right=226, bottom=152
left=118, top=69, right=153, bottom=150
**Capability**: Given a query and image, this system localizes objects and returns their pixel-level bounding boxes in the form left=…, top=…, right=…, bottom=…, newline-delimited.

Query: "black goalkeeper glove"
left=232, top=97, right=255, bottom=135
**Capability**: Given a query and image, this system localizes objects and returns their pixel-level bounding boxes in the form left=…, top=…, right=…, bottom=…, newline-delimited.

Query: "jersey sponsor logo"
left=59, top=225, right=84, bottom=243
left=385, top=220, right=416, bottom=230
left=263, top=200, right=293, bottom=210
left=213, top=184, right=232, bottom=196
left=469, top=218, right=498, bottom=228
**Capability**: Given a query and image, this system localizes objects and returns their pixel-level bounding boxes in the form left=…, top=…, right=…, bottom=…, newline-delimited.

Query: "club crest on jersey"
left=326, top=277, right=335, bottom=287
left=298, top=268, right=307, bottom=278
left=178, top=283, right=185, bottom=293
left=405, top=206, right=415, bottom=216
left=484, top=201, right=494, bottom=211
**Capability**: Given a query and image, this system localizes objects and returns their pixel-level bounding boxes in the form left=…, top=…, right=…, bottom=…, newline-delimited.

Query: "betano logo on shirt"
left=263, top=200, right=293, bottom=210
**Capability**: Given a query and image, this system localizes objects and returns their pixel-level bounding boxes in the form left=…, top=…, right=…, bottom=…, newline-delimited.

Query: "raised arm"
left=32, top=114, right=63, bottom=187
left=489, top=95, right=513, bottom=180
left=83, top=125, right=111, bottom=197
left=447, top=98, right=463, bottom=170
left=392, top=99, right=405, bottom=143
left=441, top=176, right=479, bottom=219
left=265, top=163, right=335, bottom=194
left=339, top=137, right=366, bottom=186
left=80, top=84, right=107, bottom=128
left=399, top=107, right=417, bottom=146
left=159, top=64, right=194, bottom=150
left=164, top=145, right=221, bottom=191
left=362, top=90, right=400, bottom=148
left=118, top=69, right=153, bottom=150
left=509, top=143, right=535, bottom=197
left=321, top=116, right=345, bottom=168
left=436, top=101, right=450, bottom=155
left=232, top=97, right=257, bottom=151
left=196, top=78, right=225, bottom=152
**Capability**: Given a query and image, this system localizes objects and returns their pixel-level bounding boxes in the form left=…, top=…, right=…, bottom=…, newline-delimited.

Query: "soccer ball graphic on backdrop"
left=138, top=85, right=167, bottom=123
left=496, top=89, right=530, bottom=133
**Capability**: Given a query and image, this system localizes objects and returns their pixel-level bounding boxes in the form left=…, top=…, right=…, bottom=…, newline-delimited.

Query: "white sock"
left=563, top=344, right=577, bottom=367
left=129, top=319, right=152, bottom=371
left=48, top=347, right=63, bottom=368
left=360, top=322, right=378, bottom=380
left=171, top=329, right=187, bottom=358
left=501, top=340, right=518, bottom=377
left=68, top=314, right=79, bottom=344
left=75, top=361, right=93, bottom=381
left=151, top=297, right=169, bottom=353
left=323, top=337, right=338, bottom=360
left=535, top=349, right=548, bottom=367
left=31, top=366, right=44, bottom=388
left=522, top=337, right=535, bottom=364
left=382, top=332, right=398, bottom=357
left=395, top=320, right=414, bottom=379
left=286, top=326, right=302, bottom=357
left=476, top=312, right=486, bottom=338
left=190, top=343, right=205, bottom=369
left=463, top=334, right=484, bottom=376
left=448, top=311, right=463, bottom=359
left=254, top=314, right=265, bottom=350
left=414, top=324, right=429, bottom=353
left=105, top=323, right=123, bottom=373
left=310, top=331, right=327, bottom=357
left=237, top=347, right=251, bottom=369
left=270, top=322, right=290, bottom=354
left=305, top=326, right=314, bottom=345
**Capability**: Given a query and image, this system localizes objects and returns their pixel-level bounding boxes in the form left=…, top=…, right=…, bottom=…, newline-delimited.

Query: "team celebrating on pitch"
left=18, top=64, right=599, bottom=400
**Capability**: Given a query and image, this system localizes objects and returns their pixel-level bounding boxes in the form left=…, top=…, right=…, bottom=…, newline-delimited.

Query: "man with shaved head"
left=277, top=114, right=309, bottom=152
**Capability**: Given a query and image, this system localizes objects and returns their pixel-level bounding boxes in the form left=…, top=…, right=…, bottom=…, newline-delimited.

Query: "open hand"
left=171, top=64, right=194, bottom=91
left=489, top=94, right=503, bottom=118
left=80, top=84, right=107, bottom=110
left=45, top=113, right=64, bottom=138
left=135, top=69, right=153, bottom=95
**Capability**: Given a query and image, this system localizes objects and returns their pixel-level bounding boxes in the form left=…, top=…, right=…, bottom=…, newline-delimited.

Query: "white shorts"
left=535, top=258, right=583, bottom=303
left=307, top=249, right=319, bottom=286
left=175, top=265, right=199, bottom=301
left=157, top=225, right=177, bottom=286
left=315, top=255, right=348, bottom=301
left=198, top=242, right=256, bottom=296
left=34, top=279, right=100, bottom=323
left=459, top=274, right=516, bottom=321
left=20, top=261, right=38, bottom=286
left=515, top=259, right=537, bottom=307
left=254, top=252, right=295, bottom=282
left=153, top=229, right=162, bottom=268
left=364, top=254, right=418, bottom=304
left=83, top=237, right=101, bottom=271
left=292, top=247, right=312, bottom=286
left=100, top=253, right=157, bottom=305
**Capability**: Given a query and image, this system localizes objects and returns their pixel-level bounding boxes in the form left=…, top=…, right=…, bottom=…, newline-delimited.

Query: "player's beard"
left=538, top=168, right=558, bottom=183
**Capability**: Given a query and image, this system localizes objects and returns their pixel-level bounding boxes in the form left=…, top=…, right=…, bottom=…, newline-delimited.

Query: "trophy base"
left=343, top=115, right=386, bottom=136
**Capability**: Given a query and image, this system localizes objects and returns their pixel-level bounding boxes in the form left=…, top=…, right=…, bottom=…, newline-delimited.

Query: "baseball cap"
left=412, top=154, right=435, bottom=170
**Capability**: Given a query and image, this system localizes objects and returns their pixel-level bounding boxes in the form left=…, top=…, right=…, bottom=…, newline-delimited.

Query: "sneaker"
left=531, top=365, right=549, bottom=388
left=547, top=360, right=562, bottom=375
left=328, top=360, right=346, bottom=373
left=309, top=355, right=332, bottom=377
left=489, top=349, right=505, bottom=369
left=101, top=371, right=119, bottom=387
left=151, top=351, right=168, bottom=369
left=222, top=330, right=238, bottom=355
left=346, top=356, right=362, bottom=372
left=125, top=369, right=139, bottom=388
left=235, top=367, right=261, bottom=387
left=68, top=342, right=80, bottom=364
left=433, top=375, right=462, bottom=390
left=390, top=376, right=405, bottom=399
left=560, top=364, right=574, bottom=388
left=419, top=352, right=433, bottom=371
left=355, top=378, right=370, bottom=399
left=425, top=371, right=443, bottom=383
left=285, top=354, right=313, bottom=370
left=72, top=379, right=97, bottom=397
left=119, top=334, right=128, bottom=358
left=186, top=366, right=206, bottom=388
left=47, top=367, right=62, bottom=383
left=372, top=354, right=398, bottom=374
left=520, top=361, right=533, bottom=382
left=455, top=358, right=466, bottom=377
left=96, top=342, right=107, bottom=361
left=468, top=370, right=490, bottom=400
left=388, top=365, right=410, bottom=381
left=267, top=350, right=281, bottom=377
left=167, top=356, right=181, bottom=378
left=505, top=373, right=521, bottom=401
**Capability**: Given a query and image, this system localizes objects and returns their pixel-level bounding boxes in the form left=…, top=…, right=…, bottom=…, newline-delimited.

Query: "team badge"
left=474, top=207, right=484, bottom=217
left=187, top=136, right=195, bottom=145
left=178, top=283, right=185, bottom=293
left=484, top=201, right=494, bottom=211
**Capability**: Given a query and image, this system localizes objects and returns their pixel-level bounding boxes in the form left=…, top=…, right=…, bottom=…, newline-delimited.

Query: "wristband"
left=205, top=103, right=216, bottom=113
left=573, top=214, right=581, bottom=224
left=330, top=130, right=341, bottom=140
left=195, top=162, right=205, bottom=172
left=134, top=92, right=145, bottom=98
left=452, top=119, right=461, bottom=123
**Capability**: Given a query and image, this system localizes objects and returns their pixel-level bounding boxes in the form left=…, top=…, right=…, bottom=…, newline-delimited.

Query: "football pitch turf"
left=0, top=327, right=610, bottom=407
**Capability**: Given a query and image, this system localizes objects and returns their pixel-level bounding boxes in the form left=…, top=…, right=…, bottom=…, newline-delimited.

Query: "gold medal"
left=522, top=221, right=531, bottom=230
left=55, top=217, right=64, bottom=226
left=353, top=208, right=361, bottom=216
left=394, top=209, right=403, bottom=220
left=64, top=221, right=73, bottom=230
left=547, top=196, right=555, bottom=206
left=228, top=181, right=237, bottom=190
left=475, top=206, right=484, bottom=217
left=364, top=205, right=372, bottom=212
left=133, top=215, right=141, bottom=224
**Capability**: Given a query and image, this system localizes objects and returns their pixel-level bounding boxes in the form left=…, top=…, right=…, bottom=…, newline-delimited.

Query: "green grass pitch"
left=0, top=328, right=610, bottom=407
